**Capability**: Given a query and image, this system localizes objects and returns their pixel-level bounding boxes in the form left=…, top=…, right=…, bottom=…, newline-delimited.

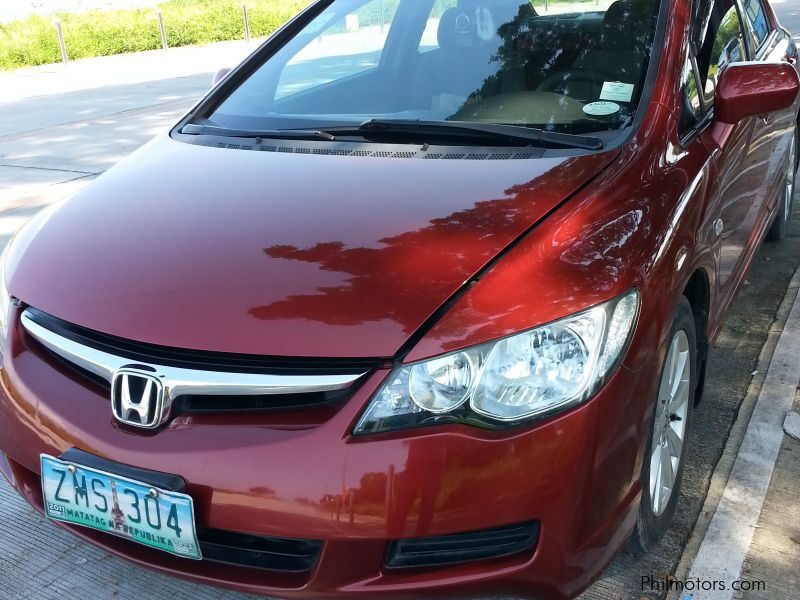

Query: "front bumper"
left=0, top=309, right=651, bottom=599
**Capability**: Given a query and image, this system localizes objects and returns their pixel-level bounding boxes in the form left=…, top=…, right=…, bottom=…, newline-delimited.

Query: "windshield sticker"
left=583, top=101, right=621, bottom=117
left=600, top=82, right=635, bottom=103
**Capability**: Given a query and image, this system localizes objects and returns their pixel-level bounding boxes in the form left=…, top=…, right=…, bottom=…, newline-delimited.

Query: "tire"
left=766, top=127, right=798, bottom=242
left=628, top=296, right=696, bottom=555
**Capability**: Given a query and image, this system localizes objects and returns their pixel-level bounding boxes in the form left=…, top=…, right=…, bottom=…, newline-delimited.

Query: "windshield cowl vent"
left=184, top=138, right=548, bottom=160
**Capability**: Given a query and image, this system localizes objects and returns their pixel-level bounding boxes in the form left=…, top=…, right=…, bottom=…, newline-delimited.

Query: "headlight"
left=354, top=290, right=640, bottom=434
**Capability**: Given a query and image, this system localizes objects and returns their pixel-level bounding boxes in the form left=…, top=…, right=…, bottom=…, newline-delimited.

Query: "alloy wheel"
left=649, top=330, right=690, bottom=517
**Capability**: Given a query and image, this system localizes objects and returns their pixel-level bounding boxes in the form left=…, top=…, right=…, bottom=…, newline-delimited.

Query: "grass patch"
left=0, top=0, right=611, bottom=70
left=0, top=0, right=308, bottom=70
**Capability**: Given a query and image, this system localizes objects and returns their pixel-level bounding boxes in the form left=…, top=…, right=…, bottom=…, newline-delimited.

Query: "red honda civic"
left=1, top=0, right=798, bottom=598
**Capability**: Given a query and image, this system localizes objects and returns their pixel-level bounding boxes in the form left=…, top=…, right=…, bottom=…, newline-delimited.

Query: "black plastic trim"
left=624, top=0, right=671, bottom=139
left=175, top=134, right=555, bottom=160
left=175, top=388, right=350, bottom=413
left=24, top=306, right=380, bottom=375
left=199, top=528, right=322, bottom=572
left=385, top=521, right=539, bottom=569
left=59, top=448, right=186, bottom=492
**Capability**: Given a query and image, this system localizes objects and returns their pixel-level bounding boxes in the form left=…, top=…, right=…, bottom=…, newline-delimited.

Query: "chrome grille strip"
left=21, top=309, right=367, bottom=398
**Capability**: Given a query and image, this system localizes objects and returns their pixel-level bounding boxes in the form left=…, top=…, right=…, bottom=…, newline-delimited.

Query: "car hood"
left=9, top=135, right=618, bottom=358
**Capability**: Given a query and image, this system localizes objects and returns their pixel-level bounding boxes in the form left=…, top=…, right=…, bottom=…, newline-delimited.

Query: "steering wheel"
left=536, top=69, right=616, bottom=100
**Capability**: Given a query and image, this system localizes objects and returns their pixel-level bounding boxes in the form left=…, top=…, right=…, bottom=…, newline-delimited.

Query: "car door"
left=694, top=1, right=767, bottom=314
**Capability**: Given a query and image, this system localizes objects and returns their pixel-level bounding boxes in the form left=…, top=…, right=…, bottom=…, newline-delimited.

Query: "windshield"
left=207, top=0, right=661, bottom=138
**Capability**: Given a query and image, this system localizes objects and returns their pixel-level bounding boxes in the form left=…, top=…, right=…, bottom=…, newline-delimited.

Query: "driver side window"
left=741, top=0, right=770, bottom=52
left=681, top=1, right=748, bottom=135
left=696, top=4, right=747, bottom=110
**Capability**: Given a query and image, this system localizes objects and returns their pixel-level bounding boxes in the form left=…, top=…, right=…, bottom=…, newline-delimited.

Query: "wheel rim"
left=649, top=330, right=690, bottom=517
left=785, top=131, right=797, bottom=222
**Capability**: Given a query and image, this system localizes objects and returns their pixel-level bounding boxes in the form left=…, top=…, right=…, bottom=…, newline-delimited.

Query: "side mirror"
left=211, top=67, right=232, bottom=87
left=715, top=62, right=799, bottom=124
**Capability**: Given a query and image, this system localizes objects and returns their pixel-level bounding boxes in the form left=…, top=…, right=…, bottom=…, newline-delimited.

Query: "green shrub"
left=0, top=15, right=63, bottom=69
left=0, top=0, right=308, bottom=70
left=0, top=0, right=606, bottom=70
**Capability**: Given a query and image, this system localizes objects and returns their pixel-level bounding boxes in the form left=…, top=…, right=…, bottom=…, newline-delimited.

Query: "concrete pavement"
left=0, top=44, right=266, bottom=600
left=0, top=39, right=259, bottom=213
left=773, top=0, right=800, bottom=45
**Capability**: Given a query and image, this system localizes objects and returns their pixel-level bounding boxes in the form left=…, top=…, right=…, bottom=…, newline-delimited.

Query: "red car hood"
left=9, top=135, right=617, bottom=357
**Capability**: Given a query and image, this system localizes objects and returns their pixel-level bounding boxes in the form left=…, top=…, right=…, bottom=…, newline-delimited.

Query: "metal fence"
left=48, top=0, right=603, bottom=65
left=51, top=1, right=254, bottom=64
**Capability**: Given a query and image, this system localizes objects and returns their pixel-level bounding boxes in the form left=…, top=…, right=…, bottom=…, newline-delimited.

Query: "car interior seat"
left=537, top=0, right=655, bottom=102
left=411, top=3, right=510, bottom=117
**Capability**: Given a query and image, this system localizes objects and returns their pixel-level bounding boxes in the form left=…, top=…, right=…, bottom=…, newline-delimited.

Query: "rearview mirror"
left=211, top=67, right=232, bottom=87
left=715, top=62, right=799, bottom=124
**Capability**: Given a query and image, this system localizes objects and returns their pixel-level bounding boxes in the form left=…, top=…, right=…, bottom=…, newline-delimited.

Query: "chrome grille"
left=20, top=307, right=372, bottom=418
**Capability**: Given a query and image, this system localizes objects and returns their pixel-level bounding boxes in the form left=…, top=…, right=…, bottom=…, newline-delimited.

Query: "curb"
left=670, top=264, right=800, bottom=598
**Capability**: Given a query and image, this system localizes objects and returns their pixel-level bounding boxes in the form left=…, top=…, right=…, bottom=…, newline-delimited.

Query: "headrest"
left=437, top=6, right=498, bottom=52
left=438, top=8, right=473, bottom=51
left=601, top=0, right=654, bottom=51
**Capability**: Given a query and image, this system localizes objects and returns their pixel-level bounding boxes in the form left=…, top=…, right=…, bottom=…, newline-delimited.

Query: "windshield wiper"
left=345, top=119, right=604, bottom=150
left=181, top=123, right=335, bottom=141
left=183, top=119, right=604, bottom=150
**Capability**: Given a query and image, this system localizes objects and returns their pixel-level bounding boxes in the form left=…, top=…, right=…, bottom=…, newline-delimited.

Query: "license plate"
left=40, top=454, right=201, bottom=560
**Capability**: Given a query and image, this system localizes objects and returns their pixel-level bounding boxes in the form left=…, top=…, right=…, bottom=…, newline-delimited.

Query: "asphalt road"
left=1, top=3, right=799, bottom=599
left=773, top=0, right=800, bottom=43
